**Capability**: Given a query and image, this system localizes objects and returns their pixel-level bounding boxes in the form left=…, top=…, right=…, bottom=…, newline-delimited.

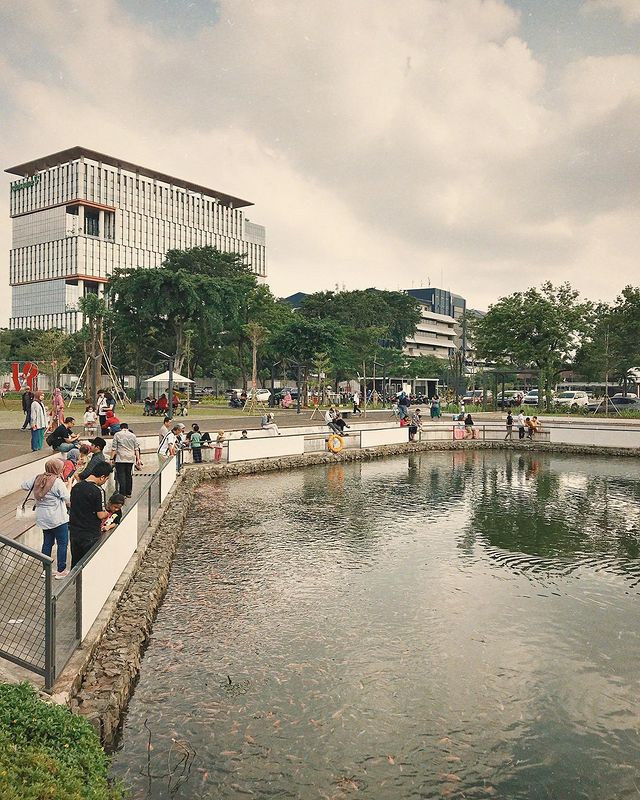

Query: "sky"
left=0, top=0, right=639, bottom=325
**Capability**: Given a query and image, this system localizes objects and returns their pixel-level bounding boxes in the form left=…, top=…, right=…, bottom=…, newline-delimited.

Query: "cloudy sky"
left=0, top=0, right=638, bottom=324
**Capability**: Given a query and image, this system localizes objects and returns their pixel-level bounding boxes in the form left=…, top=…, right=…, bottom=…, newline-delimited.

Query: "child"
left=62, top=449, right=79, bottom=481
left=214, top=430, right=225, bottom=462
left=101, top=493, right=126, bottom=533
left=240, top=430, right=248, bottom=439
left=190, top=424, right=203, bottom=463
left=83, top=405, right=98, bottom=436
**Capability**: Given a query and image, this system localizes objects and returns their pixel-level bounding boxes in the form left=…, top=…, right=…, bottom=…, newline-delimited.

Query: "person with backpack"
left=47, top=416, right=80, bottom=453
left=30, top=391, right=48, bottom=452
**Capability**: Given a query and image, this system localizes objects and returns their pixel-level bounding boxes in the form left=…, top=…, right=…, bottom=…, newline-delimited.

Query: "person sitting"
left=261, top=412, right=281, bottom=436
left=49, top=416, right=80, bottom=453
left=143, top=396, right=155, bottom=416
left=155, top=394, right=169, bottom=414
left=281, top=391, right=293, bottom=409
left=464, top=413, right=475, bottom=439
left=324, top=406, right=342, bottom=435
left=104, top=408, right=121, bottom=435
left=526, top=416, right=539, bottom=439
left=332, top=412, right=350, bottom=436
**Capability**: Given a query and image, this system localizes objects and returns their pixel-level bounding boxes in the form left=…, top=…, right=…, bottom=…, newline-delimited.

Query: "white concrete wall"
left=80, top=505, right=138, bottom=638
left=1, top=455, right=51, bottom=498
left=549, top=425, right=640, bottom=449
left=160, top=457, right=176, bottom=502
left=227, top=435, right=305, bottom=462
left=360, top=427, right=411, bottom=447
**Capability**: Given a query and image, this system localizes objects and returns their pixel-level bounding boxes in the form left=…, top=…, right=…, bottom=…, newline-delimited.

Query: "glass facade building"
left=6, top=147, right=266, bottom=331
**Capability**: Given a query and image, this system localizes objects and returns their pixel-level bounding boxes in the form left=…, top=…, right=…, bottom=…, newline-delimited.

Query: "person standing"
left=111, top=423, right=141, bottom=498
left=21, top=458, right=71, bottom=579
left=21, top=388, right=34, bottom=430
left=504, top=411, right=514, bottom=441
left=96, top=391, right=108, bottom=433
left=409, top=408, right=422, bottom=442
left=158, top=416, right=172, bottom=448
left=516, top=410, right=526, bottom=440
left=69, top=462, right=113, bottom=567
left=352, top=390, right=362, bottom=415
left=158, top=425, right=180, bottom=460
left=30, top=391, right=48, bottom=452
left=189, top=424, right=203, bottom=463
left=51, top=388, right=65, bottom=427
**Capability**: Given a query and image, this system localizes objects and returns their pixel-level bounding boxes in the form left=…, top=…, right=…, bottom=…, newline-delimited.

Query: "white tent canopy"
left=143, top=371, right=194, bottom=384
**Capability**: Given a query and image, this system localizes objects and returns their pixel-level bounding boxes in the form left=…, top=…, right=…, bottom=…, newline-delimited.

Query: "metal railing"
left=0, top=537, right=55, bottom=688
left=0, top=453, right=181, bottom=690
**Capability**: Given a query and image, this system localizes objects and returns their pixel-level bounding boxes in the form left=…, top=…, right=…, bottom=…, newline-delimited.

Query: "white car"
left=522, top=389, right=539, bottom=405
left=555, top=390, right=589, bottom=409
left=229, top=388, right=271, bottom=403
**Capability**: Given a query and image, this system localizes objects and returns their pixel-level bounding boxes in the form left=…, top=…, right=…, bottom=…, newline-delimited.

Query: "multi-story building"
left=6, top=147, right=266, bottom=331
left=404, top=287, right=464, bottom=360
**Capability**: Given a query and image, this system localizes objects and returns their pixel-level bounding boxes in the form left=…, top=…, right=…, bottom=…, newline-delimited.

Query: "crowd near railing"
left=1, top=417, right=640, bottom=689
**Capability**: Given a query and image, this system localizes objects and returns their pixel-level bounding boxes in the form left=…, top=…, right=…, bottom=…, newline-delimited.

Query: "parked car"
left=463, top=390, right=492, bottom=405
left=555, top=390, right=589, bottom=410
left=522, top=389, right=540, bottom=405
left=274, top=386, right=299, bottom=402
left=496, top=390, right=522, bottom=408
left=227, top=388, right=271, bottom=403
left=587, top=395, right=640, bottom=412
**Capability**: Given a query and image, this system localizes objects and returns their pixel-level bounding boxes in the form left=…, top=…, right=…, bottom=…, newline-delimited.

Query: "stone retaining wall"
left=70, top=438, right=640, bottom=746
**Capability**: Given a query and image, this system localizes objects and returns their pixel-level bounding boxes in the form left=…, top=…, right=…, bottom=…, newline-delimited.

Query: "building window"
left=85, top=209, right=99, bottom=237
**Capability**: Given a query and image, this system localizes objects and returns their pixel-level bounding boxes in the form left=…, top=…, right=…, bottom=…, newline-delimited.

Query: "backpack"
left=45, top=431, right=57, bottom=447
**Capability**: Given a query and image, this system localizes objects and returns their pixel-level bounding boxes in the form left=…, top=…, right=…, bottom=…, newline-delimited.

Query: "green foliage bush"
left=0, top=683, right=124, bottom=800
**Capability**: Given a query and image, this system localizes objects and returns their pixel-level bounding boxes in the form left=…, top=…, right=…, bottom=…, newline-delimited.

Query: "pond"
left=112, top=451, right=640, bottom=799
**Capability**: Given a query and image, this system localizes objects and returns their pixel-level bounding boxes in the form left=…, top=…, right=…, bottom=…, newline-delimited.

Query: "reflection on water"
left=112, top=452, right=640, bottom=799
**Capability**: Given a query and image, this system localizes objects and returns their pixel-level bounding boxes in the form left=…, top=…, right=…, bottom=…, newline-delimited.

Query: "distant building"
left=6, top=146, right=266, bottom=331
left=403, top=288, right=465, bottom=360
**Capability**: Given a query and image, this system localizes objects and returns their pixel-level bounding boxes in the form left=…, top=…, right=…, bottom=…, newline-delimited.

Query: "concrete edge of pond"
left=63, top=438, right=640, bottom=747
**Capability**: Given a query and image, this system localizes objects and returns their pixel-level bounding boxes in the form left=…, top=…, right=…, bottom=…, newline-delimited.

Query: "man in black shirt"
left=76, top=437, right=107, bottom=481
left=69, top=461, right=113, bottom=567
left=50, top=416, right=79, bottom=453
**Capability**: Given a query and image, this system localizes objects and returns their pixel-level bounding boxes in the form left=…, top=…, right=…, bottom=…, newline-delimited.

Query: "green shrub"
left=0, top=683, right=124, bottom=800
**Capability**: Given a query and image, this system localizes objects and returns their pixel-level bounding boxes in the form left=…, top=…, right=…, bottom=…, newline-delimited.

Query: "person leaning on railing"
left=69, top=461, right=113, bottom=568
left=21, top=458, right=71, bottom=579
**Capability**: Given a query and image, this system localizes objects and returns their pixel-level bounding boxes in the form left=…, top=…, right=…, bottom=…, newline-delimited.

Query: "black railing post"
left=44, top=563, right=55, bottom=691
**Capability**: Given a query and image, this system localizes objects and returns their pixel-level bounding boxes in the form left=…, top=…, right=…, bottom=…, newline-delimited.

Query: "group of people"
left=157, top=418, right=225, bottom=462
left=21, top=445, right=126, bottom=580
left=505, top=411, right=541, bottom=440
left=21, top=388, right=122, bottom=452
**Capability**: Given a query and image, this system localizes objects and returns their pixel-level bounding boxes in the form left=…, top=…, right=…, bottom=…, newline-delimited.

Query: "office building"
left=403, top=287, right=464, bottom=359
left=6, top=147, right=266, bottom=331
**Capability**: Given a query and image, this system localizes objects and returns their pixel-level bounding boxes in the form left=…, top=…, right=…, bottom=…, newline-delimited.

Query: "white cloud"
left=0, top=0, right=639, bottom=326
left=584, top=0, right=640, bottom=24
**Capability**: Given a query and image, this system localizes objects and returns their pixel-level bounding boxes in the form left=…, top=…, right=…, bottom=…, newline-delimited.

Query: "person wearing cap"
left=76, top=436, right=107, bottom=481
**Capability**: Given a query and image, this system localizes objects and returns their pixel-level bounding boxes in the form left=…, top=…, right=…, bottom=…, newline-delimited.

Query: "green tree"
left=29, top=329, right=72, bottom=389
left=475, top=282, right=591, bottom=410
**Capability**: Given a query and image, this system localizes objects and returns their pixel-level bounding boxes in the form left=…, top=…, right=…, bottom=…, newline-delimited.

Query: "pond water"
left=112, top=451, right=640, bottom=799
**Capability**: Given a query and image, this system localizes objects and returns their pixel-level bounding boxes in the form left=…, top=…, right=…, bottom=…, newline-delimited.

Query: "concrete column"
left=78, top=204, right=85, bottom=235
left=98, top=209, right=105, bottom=238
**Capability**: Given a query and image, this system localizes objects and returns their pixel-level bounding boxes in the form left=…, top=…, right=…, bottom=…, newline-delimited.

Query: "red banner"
left=12, top=362, right=39, bottom=391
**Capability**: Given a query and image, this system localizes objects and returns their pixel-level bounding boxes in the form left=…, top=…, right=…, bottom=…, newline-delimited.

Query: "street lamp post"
left=158, top=350, right=174, bottom=420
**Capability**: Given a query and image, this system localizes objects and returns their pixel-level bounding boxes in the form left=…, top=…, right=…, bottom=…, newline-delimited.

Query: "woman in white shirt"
left=22, top=458, right=71, bottom=578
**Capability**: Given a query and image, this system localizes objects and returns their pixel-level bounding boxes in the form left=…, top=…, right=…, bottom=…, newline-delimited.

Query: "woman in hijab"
left=51, top=387, right=65, bottom=427
left=21, top=458, right=71, bottom=579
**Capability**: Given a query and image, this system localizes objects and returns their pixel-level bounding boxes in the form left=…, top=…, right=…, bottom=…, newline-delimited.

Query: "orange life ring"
left=327, top=434, right=344, bottom=453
